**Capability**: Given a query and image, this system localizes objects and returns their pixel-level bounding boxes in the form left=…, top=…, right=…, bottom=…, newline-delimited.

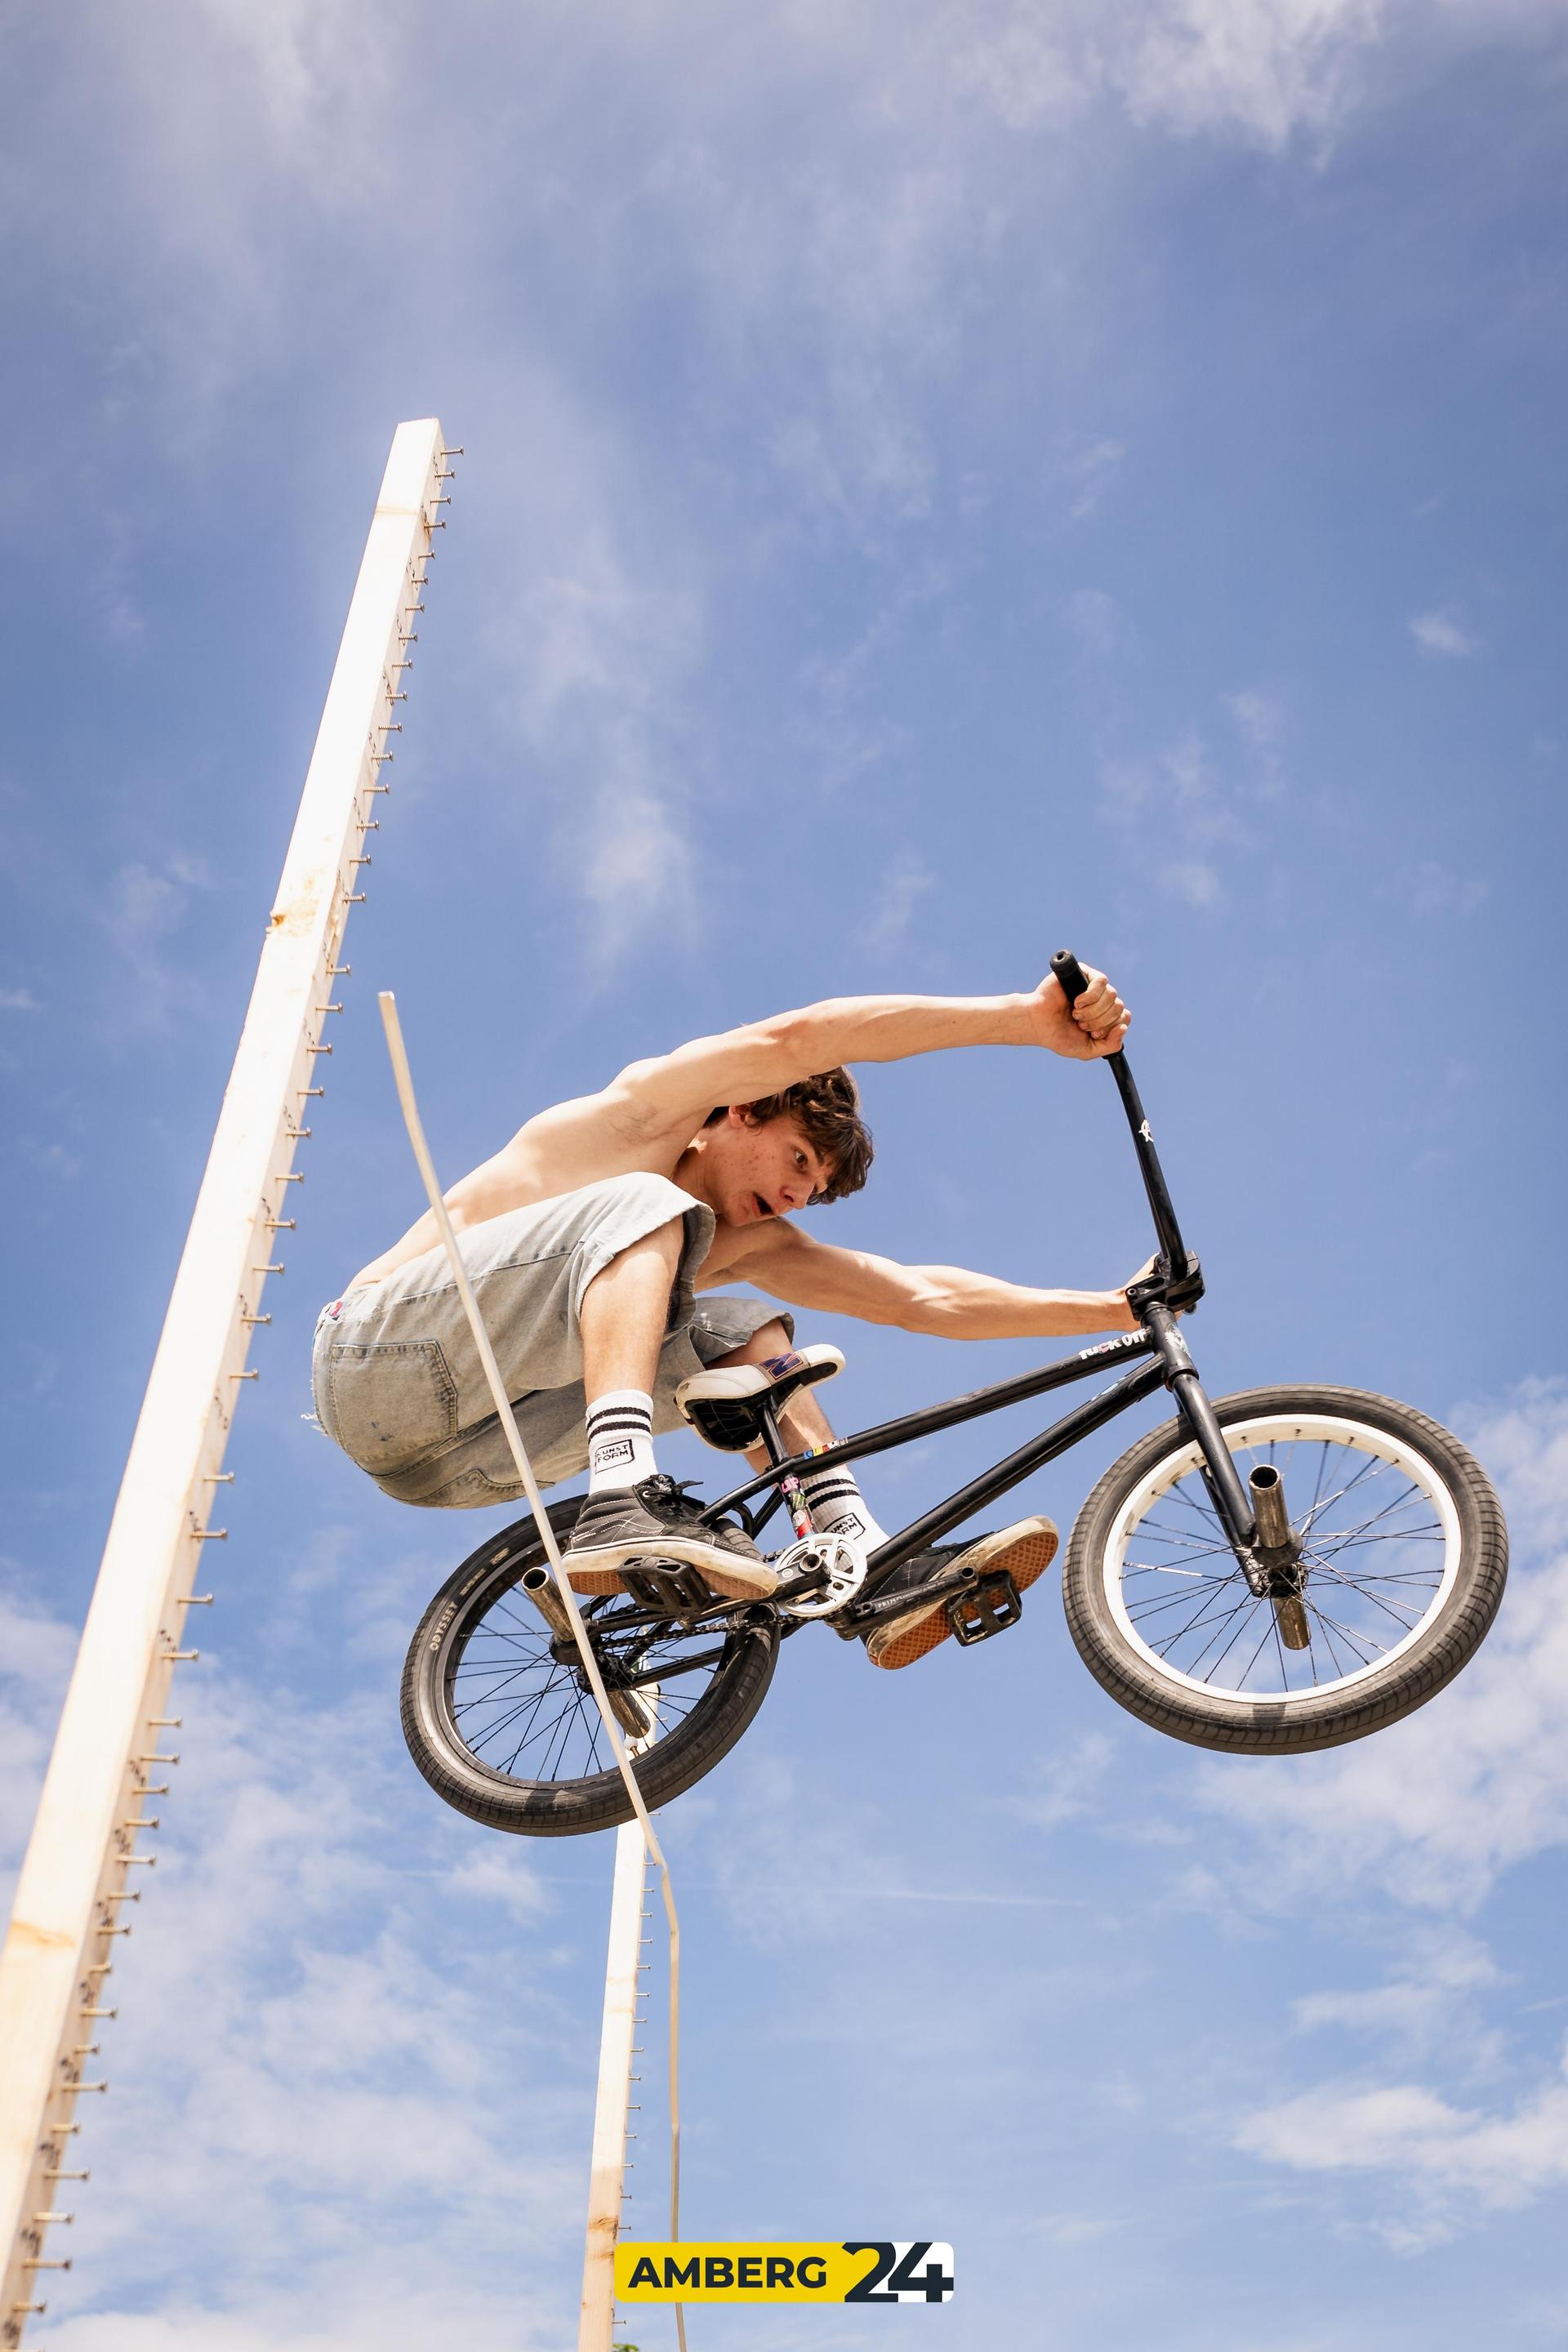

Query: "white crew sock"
left=586, top=1391, right=657, bottom=1494
left=803, top=1460, right=889, bottom=1551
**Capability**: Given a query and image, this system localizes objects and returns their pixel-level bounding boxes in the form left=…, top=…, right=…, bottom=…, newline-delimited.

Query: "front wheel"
left=402, top=1499, right=783, bottom=1835
left=1063, top=1385, right=1507, bottom=1755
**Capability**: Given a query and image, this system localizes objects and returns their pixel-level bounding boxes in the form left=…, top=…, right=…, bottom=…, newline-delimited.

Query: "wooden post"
left=0, top=420, right=448, bottom=2347
left=578, top=1712, right=659, bottom=2352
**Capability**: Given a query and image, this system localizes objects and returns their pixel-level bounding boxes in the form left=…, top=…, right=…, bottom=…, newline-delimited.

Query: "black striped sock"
left=586, top=1389, right=657, bottom=1493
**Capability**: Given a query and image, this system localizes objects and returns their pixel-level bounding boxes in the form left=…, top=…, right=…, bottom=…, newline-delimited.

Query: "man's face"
left=706, top=1107, right=832, bottom=1225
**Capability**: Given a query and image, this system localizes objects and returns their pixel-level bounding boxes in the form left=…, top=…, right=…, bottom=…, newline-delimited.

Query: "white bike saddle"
left=676, top=1343, right=844, bottom=1452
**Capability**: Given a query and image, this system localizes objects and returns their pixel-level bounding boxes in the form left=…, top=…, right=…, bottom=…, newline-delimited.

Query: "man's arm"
left=608, top=969, right=1129, bottom=1132
left=710, top=1218, right=1141, bottom=1339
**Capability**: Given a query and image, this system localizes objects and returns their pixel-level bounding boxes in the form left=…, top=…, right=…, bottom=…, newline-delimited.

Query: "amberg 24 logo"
left=615, top=2240, right=955, bottom=2304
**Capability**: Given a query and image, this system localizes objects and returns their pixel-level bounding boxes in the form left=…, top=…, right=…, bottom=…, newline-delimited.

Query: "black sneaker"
left=565, top=1476, right=778, bottom=1600
left=862, top=1517, right=1058, bottom=1669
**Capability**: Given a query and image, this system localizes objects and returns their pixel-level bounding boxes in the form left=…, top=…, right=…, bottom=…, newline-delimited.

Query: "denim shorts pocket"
left=323, top=1338, right=459, bottom=1472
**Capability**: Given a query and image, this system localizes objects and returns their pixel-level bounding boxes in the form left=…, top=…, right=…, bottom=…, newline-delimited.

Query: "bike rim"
left=439, top=1581, right=737, bottom=1788
left=1104, top=1412, right=1463, bottom=1707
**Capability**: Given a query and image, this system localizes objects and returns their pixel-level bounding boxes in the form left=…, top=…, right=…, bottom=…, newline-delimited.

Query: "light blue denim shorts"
left=310, top=1170, right=788, bottom=1508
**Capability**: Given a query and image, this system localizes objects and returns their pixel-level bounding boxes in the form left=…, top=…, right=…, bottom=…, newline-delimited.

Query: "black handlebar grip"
left=1050, top=949, right=1089, bottom=1004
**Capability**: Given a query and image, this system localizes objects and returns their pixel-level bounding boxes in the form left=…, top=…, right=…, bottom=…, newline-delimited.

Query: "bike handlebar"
left=1049, top=947, right=1091, bottom=1004
left=1052, top=947, right=1190, bottom=1280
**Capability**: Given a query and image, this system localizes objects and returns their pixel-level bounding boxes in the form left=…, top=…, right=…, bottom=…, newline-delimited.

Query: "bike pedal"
left=946, top=1569, right=1023, bottom=1646
left=621, top=1560, right=718, bottom=1613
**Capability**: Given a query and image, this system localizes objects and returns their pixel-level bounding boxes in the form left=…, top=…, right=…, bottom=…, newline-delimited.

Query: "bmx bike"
left=402, top=952, right=1507, bottom=1838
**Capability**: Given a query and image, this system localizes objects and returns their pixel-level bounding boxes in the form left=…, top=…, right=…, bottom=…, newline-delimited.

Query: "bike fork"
left=1142, top=1304, right=1269, bottom=1593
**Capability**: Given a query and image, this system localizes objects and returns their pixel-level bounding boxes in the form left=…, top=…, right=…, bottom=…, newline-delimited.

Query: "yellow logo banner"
left=614, top=2241, right=955, bottom=2304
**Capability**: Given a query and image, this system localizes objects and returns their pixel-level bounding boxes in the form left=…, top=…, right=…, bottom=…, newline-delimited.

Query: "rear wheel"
left=402, top=1499, right=782, bottom=1834
left=1064, top=1385, right=1507, bottom=1755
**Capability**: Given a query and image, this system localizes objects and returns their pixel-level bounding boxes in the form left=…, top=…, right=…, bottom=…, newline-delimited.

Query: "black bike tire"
left=1063, top=1384, right=1507, bottom=1756
left=400, top=1497, right=782, bottom=1835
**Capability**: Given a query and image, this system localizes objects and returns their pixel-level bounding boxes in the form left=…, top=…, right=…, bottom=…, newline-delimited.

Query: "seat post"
left=755, top=1402, right=791, bottom=1466
left=756, top=1402, right=813, bottom=1540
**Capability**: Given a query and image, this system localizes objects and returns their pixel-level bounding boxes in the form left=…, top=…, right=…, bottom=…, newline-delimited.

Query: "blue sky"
left=2, top=2, right=1567, bottom=2345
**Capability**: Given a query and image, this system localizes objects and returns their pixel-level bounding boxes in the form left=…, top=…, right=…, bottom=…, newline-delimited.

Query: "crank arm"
left=842, top=1562, right=978, bottom=1632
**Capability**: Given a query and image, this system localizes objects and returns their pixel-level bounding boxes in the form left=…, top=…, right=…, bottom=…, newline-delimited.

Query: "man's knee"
left=593, top=1216, right=684, bottom=1282
left=577, top=1174, right=697, bottom=1296
left=594, top=1170, right=699, bottom=1230
left=708, top=1317, right=794, bottom=1367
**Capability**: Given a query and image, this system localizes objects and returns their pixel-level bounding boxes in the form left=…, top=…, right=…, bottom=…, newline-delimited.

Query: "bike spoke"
left=1307, top=1563, right=1428, bottom=1628
left=444, top=1576, right=741, bottom=1788
left=1116, top=1419, right=1458, bottom=1703
left=1196, top=1598, right=1268, bottom=1683
left=1128, top=1576, right=1236, bottom=1623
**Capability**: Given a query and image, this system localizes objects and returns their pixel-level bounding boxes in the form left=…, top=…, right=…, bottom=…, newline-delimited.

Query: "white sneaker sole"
left=865, top=1518, right=1058, bottom=1671
left=565, top=1531, right=779, bottom=1601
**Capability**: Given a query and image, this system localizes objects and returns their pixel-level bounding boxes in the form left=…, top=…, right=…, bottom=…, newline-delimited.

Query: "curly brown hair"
left=703, top=1067, right=873, bottom=1204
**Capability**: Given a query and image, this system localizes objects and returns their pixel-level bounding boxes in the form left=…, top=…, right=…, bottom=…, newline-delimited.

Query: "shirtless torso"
left=351, top=971, right=1141, bottom=1341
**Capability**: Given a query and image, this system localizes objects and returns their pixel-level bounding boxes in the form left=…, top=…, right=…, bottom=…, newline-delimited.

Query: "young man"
left=312, top=965, right=1139, bottom=1668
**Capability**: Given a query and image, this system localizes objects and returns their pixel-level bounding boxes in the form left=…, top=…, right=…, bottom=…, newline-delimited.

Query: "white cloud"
left=1235, top=2042, right=1568, bottom=2227
left=1223, top=686, right=1287, bottom=795
left=1290, top=1928, right=1504, bottom=2058
left=98, top=858, right=210, bottom=1031
left=0, top=987, right=40, bottom=1010
left=1062, top=587, right=1126, bottom=667
left=1410, top=608, right=1479, bottom=657
left=484, top=425, right=710, bottom=977
left=1005, top=1731, right=1116, bottom=1829
left=0, top=1588, right=80, bottom=1841
left=0, top=1581, right=584, bottom=2339
left=863, top=848, right=938, bottom=956
left=802, top=559, right=954, bottom=715
left=1181, top=1388, right=1568, bottom=2240
left=1165, top=858, right=1223, bottom=907
left=1189, top=1383, right=1568, bottom=1918
left=1384, top=859, right=1490, bottom=918
left=1048, top=437, right=1127, bottom=522
left=1116, top=0, right=1388, bottom=151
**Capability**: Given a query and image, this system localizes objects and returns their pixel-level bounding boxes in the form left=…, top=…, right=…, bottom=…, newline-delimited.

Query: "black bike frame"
left=695, top=948, right=1260, bottom=1615
left=707, top=1337, right=1165, bottom=1601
